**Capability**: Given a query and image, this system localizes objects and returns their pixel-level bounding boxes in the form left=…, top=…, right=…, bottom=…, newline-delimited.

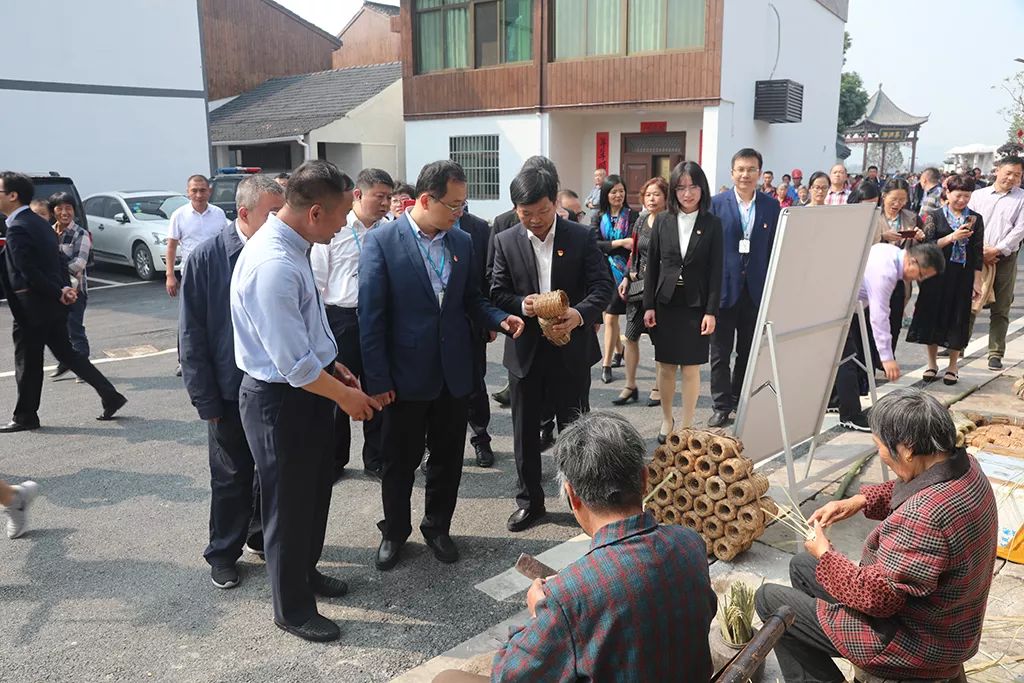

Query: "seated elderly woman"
left=434, top=411, right=717, bottom=683
left=756, top=387, right=998, bottom=683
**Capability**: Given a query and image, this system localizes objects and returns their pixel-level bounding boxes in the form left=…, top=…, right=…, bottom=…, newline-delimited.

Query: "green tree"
left=838, top=32, right=869, bottom=134
left=1000, top=70, right=1024, bottom=146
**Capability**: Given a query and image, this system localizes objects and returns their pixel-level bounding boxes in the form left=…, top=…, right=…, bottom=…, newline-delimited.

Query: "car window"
left=103, top=197, right=125, bottom=219
left=126, top=195, right=188, bottom=220
left=211, top=179, right=239, bottom=204
left=83, top=197, right=104, bottom=217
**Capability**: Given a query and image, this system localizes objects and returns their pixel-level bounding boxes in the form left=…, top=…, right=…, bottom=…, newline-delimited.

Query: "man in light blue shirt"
left=230, top=160, right=380, bottom=643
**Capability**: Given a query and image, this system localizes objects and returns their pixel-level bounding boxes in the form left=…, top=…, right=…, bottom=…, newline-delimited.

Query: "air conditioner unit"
left=754, top=80, right=803, bottom=123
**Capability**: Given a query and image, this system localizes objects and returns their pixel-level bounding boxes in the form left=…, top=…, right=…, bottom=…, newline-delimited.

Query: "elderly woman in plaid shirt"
left=756, top=388, right=998, bottom=682
left=49, top=192, right=92, bottom=380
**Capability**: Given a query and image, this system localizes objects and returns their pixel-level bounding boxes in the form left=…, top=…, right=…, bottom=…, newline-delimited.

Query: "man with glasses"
left=359, top=160, right=525, bottom=571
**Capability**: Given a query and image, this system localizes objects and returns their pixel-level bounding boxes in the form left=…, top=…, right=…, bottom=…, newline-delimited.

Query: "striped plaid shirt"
left=815, top=452, right=997, bottom=679
left=825, top=188, right=851, bottom=205
left=492, top=511, right=716, bottom=682
left=56, top=222, right=91, bottom=293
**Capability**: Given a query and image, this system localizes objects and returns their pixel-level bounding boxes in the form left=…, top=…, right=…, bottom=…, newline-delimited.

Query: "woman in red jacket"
left=755, top=387, right=998, bottom=682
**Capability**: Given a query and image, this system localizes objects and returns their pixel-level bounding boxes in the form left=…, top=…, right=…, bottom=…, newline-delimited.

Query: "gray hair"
left=236, top=174, right=284, bottom=211
left=868, top=387, right=957, bottom=458
left=907, top=242, right=946, bottom=276
left=554, top=411, right=646, bottom=511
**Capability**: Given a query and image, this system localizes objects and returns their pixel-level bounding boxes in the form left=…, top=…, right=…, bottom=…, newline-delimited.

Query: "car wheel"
left=133, top=242, right=156, bottom=280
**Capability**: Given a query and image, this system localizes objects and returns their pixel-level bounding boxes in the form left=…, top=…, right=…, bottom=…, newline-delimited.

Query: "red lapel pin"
left=453, top=254, right=459, bottom=262
left=557, top=249, right=565, bottom=257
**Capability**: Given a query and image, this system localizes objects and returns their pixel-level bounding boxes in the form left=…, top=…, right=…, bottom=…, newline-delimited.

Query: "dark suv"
left=0, top=172, right=88, bottom=249
left=210, top=167, right=264, bottom=221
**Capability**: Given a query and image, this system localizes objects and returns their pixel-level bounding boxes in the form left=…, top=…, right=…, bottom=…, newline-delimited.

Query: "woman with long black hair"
left=590, top=174, right=634, bottom=383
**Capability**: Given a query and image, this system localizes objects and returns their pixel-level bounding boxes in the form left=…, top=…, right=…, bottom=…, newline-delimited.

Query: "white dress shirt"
left=677, top=210, right=698, bottom=260
left=858, top=243, right=904, bottom=363
left=168, top=202, right=228, bottom=263
left=310, top=210, right=375, bottom=308
left=234, top=219, right=249, bottom=245
left=522, top=219, right=556, bottom=316
left=968, top=185, right=1024, bottom=256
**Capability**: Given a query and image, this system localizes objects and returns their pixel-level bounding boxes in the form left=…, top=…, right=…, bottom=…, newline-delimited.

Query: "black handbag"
left=626, top=274, right=644, bottom=303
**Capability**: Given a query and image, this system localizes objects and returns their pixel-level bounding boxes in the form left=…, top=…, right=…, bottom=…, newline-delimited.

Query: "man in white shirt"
left=311, top=168, right=394, bottom=480
left=967, top=156, right=1024, bottom=370
left=166, top=174, right=228, bottom=376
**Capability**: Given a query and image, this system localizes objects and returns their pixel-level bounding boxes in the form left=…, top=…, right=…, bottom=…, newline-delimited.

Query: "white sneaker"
left=5, top=481, right=39, bottom=539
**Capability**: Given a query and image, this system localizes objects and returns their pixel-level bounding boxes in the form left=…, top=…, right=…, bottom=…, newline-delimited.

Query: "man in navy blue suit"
left=359, top=160, right=524, bottom=571
left=707, top=149, right=780, bottom=428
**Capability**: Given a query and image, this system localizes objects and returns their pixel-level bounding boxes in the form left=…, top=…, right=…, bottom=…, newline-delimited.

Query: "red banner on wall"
left=640, top=121, right=667, bottom=133
left=596, top=132, right=609, bottom=172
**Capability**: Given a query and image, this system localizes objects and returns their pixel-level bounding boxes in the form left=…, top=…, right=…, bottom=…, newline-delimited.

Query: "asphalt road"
left=1, top=260, right=1022, bottom=681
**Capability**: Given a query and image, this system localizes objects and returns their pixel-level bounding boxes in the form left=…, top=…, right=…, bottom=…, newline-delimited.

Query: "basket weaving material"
left=708, top=437, right=740, bottom=463
left=737, top=502, right=766, bottom=530
left=673, top=488, right=693, bottom=512
left=684, top=472, right=705, bottom=495
left=647, top=502, right=662, bottom=519
left=653, top=485, right=673, bottom=507
left=713, top=537, right=752, bottom=562
left=674, top=451, right=696, bottom=472
left=682, top=511, right=703, bottom=532
left=538, top=317, right=570, bottom=346
left=725, top=519, right=754, bottom=542
left=714, top=499, right=738, bottom=521
left=695, top=456, right=717, bottom=478
left=693, top=494, right=715, bottom=517
left=758, top=497, right=778, bottom=517
left=727, top=480, right=757, bottom=506
left=646, top=463, right=663, bottom=487
left=702, top=515, right=725, bottom=539
left=664, top=469, right=684, bottom=491
left=687, top=432, right=710, bottom=454
left=667, top=429, right=691, bottom=453
left=705, top=475, right=728, bottom=501
left=749, top=473, right=770, bottom=497
left=661, top=506, right=681, bottom=525
left=653, top=445, right=674, bottom=468
left=718, top=457, right=752, bottom=483
left=533, top=290, right=569, bottom=318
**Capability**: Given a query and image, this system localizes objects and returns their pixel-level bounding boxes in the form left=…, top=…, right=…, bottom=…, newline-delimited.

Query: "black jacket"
left=490, top=218, right=612, bottom=378
left=1, top=207, right=69, bottom=325
left=179, top=222, right=246, bottom=420
left=643, top=211, right=723, bottom=315
left=486, top=207, right=519, bottom=285
left=458, top=211, right=493, bottom=342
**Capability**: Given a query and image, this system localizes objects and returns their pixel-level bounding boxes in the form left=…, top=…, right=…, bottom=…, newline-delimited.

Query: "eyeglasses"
left=430, top=196, right=466, bottom=214
left=675, top=185, right=701, bottom=194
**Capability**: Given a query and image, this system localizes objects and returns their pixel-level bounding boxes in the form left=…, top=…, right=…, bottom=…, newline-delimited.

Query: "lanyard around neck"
left=411, top=226, right=449, bottom=288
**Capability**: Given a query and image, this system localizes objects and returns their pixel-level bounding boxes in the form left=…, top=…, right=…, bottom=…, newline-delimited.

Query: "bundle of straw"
left=646, top=502, right=662, bottom=519
left=693, top=494, right=715, bottom=517
left=682, top=511, right=703, bottom=532
left=695, top=456, right=717, bottom=478
left=661, top=506, right=681, bottom=525
left=737, top=502, right=765, bottom=531
left=653, top=485, right=673, bottom=507
left=714, top=499, right=738, bottom=521
left=702, top=515, right=725, bottom=539
left=718, top=457, right=752, bottom=483
left=664, top=469, right=684, bottom=491
left=646, top=463, right=663, bottom=487
left=708, top=437, right=740, bottom=463
left=673, top=488, right=693, bottom=512
left=667, top=429, right=691, bottom=453
left=705, top=475, right=728, bottom=501
left=687, top=432, right=710, bottom=455
left=653, top=445, right=674, bottom=468
left=727, top=480, right=757, bottom=506
left=673, top=451, right=696, bottom=472
left=684, top=472, right=705, bottom=496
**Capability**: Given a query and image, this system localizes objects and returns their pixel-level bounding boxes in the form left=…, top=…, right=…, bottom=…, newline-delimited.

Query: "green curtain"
left=504, top=0, right=532, bottom=63
left=417, top=0, right=443, bottom=8
left=667, top=0, right=704, bottom=49
left=553, top=0, right=586, bottom=59
left=445, top=7, right=469, bottom=68
left=416, top=11, right=444, bottom=72
left=628, top=0, right=664, bottom=53
left=587, top=0, right=622, bottom=56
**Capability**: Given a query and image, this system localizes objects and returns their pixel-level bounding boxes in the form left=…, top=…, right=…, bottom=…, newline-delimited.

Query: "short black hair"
left=807, top=171, right=829, bottom=189
left=996, top=155, right=1024, bottom=170
left=557, top=188, right=580, bottom=200
left=908, top=242, right=946, bottom=276
left=598, top=174, right=630, bottom=216
left=945, top=174, right=976, bottom=193
left=847, top=182, right=881, bottom=205
left=415, top=160, right=466, bottom=199
left=763, top=170, right=774, bottom=176
left=510, top=168, right=558, bottom=206
left=48, top=191, right=76, bottom=214
left=867, top=165, right=879, bottom=172
left=392, top=182, right=414, bottom=197
left=274, top=172, right=291, bottom=181
left=187, top=174, right=210, bottom=187
left=285, top=160, right=354, bottom=208
left=0, top=171, right=34, bottom=205
left=921, top=167, right=940, bottom=184
left=972, top=167, right=982, bottom=174
left=668, top=161, right=711, bottom=214
left=521, top=156, right=560, bottom=186
left=356, top=168, right=395, bottom=191
left=782, top=174, right=792, bottom=182
left=730, top=148, right=763, bottom=171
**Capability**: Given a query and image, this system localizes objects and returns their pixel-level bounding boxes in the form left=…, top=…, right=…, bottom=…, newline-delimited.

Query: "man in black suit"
left=0, top=172, right=126, bottom=432
left=490, top=168, right=612, bottom=532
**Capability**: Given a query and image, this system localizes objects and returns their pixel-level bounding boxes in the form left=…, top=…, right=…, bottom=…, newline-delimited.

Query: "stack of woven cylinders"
left=645, top=428, right=775, bottom=562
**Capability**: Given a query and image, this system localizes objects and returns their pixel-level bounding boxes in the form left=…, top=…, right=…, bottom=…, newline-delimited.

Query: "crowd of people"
left=0, top=147, right=1018, bottom=681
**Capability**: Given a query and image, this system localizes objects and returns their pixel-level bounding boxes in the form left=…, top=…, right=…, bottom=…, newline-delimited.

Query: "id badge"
left=738, top=239, right=751, bottom=254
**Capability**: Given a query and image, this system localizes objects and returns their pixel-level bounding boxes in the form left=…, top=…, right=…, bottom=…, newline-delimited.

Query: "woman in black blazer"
left=643, top=161, right=723, bottom=442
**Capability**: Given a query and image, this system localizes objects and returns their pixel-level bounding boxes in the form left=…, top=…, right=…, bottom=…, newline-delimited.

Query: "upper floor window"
left=415, top=0, right=533, bottom=74
left=552, top=0, right=704, bottom=60
left=450, top=135, right=500, bottom=200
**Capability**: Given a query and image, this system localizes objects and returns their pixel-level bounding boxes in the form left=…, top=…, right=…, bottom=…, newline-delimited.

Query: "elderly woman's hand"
left=804, top=520, right=831, bottom=559
left=808, top=494, right=866, bottom=528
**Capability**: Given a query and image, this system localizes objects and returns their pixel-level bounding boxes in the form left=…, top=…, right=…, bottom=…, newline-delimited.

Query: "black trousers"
left=754, top=553, right=844, bottom=683
left=204, top=400, right=263, bottom=568
left=709, top=285, right=757, bottom=414
left=467, top=334, right=491, bottom=447
left=239, top=375, right=334, bottom=627
left=12, top=310, right=120, bottom=425
left=325, top=306, right=382, bottom=472
left=888, top=281, right=906, bottom=360
left=379, top=387, right=468, bottom=542
left=509, top=345, right=588, bottom=510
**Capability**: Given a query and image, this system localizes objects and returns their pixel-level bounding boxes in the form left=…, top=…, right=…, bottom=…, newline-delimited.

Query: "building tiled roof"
left=209, top=62, right=401, bottom=143
left=364, top=1, right=400, bottom=17
left=852, top=87, right=929, bottom=129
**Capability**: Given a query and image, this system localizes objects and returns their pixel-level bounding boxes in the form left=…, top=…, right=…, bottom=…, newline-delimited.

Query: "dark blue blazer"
left=179, top=222, right=245, bottom=420
left=711, top=189, right=780, bottom=309
left=1, top=207, right=68, bottom=325
left=358, top=213, right=507, bottom=401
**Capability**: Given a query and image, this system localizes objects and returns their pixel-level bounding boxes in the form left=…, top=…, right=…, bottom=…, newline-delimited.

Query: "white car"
left=83, top=191, right=189, bottom=280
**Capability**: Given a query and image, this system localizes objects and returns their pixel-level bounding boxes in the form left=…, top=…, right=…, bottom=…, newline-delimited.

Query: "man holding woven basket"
left=491, top=167, right=613, bottom=532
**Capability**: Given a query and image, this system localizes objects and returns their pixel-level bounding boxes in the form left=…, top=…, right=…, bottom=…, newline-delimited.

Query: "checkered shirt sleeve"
left=492, top=591, right=576, bottom=682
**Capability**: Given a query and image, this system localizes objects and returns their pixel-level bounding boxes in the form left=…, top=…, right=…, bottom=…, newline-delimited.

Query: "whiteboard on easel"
left=734, top=204, right=878, bottom=465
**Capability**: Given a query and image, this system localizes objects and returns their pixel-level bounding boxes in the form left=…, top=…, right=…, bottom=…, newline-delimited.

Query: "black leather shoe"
left=491, top=384, right=510, bottom=406
left=657, top=432, right=668, bottom=445
left=601, top=366, right=613, bottom=384
left=424, top=534, right=459, bottom=563
left=507, top=507, right=546, bottom=533
left=0, top=421, right=40, bottom=433
left=612, top=387, right=639, bottom=406
left=310, top=570, right=349, bottom=598
left=375, top=538, right=404, bottom=571
left=275, top=614, right=340, bottom=643
left=611, top=351, right=624, bottom=368
left=539, top=425, right=556, bottom=452
left=474, top=442, right=495, bottom=467
left=708, top=410, right=731, bottom=428
left=98, top=393, right=127, bottom=421
left=51, top=365, right=70, bottom=379
left=647, top=395, right=661, bottom=407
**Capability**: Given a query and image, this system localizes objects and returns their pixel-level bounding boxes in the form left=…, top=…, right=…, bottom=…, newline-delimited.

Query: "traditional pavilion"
left=844, top=85, right=929, bottom=173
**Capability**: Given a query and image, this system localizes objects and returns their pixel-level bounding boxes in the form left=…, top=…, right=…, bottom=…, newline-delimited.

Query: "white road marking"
left=0, top=347, right=177, bottom=378
left=88, top=280, right=154, bottom=290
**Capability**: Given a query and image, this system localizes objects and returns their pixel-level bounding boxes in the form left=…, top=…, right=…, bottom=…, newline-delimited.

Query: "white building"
left=945, top=144, right=998, bottom=175
left=399, top=0, right=847, bottom=219
left=0, top=0, right=211, bottom=197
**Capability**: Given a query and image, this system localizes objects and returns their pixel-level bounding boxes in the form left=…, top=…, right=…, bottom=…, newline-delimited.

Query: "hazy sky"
left=279, top=0, right=1024, bottom=167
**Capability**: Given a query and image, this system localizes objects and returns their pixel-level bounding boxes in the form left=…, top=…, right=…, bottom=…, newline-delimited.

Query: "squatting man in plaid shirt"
left=756, top=388, right=998, bottom=683
left=434, top=411, right=717, bottom=683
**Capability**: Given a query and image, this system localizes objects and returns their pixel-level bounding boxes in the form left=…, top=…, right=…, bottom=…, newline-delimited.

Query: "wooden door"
left=622, top=153, right=652, bottom=208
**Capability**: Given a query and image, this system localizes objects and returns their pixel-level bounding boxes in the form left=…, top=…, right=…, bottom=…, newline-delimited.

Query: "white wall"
left=0, top=0, right=209, bottom=196
left=713, top=0, right=845, bottom=188
left=405, top=113, right=545, bottom=220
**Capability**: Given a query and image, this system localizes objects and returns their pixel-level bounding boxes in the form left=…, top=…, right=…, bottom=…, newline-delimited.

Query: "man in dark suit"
left=490, top=168, right=612, bottom=532
left=708, top=149, right=780, bottom=428
left=0, top=172, right=126, bottom=432
left=359, top=160, right=524, bottom=570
